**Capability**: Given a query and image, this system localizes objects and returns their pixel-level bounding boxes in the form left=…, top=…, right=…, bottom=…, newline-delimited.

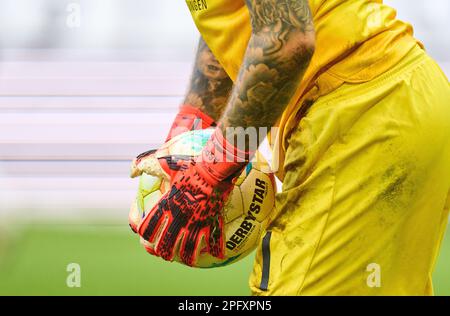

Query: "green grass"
left=0, top=224, right=254, bottom=296
left=0, top=223, right=449, bottom=296
left=434, top=229, right=450, bottom=296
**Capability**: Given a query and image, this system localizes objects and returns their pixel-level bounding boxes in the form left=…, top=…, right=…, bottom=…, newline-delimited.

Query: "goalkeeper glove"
left=166, top=105, right=215, bottom=142
left=130, top=128, right=253, bottom=266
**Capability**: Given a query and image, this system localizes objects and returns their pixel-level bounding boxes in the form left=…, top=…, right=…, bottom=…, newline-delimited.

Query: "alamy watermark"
left=171, top=123, right=281, bottom=173
left=66, top=3, right=82, bottom=28
left=66, top=263, right=81, bottom=288
left=366, top=263, right=381, bottom=288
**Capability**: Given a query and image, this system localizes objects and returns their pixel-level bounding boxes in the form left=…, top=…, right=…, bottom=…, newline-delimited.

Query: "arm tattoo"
left=184, top=37, right=233, bottom=121
left=247, top=0, right=313, bottom=33
left=220, top=0, right=315, bottom=147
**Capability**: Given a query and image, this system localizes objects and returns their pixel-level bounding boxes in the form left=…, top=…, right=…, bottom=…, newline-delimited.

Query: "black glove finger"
left=180, top=223, right=205, bottom=266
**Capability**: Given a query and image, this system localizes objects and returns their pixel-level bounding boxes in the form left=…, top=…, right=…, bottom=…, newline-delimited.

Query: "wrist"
left=166, top=104, right=216, bottom=141
left=196, top=127, right=255, bottom=184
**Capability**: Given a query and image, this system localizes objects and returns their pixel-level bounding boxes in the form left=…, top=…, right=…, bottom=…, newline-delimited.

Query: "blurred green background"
left=0, top=223, right=449, bottom=296
left=0, top=223, right=254, bottom=296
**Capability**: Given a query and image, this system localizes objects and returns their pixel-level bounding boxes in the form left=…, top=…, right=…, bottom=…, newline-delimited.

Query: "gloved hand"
left=130, top=128, right=253, bottom=266
left=165, top=105, right=215, bottom=142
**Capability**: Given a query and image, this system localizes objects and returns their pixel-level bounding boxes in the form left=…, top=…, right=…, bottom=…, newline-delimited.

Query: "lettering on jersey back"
left=186, top=0, right=208, bottom=12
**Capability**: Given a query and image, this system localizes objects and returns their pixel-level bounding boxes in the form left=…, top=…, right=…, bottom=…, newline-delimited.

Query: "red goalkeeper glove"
left=166, top=105, right=215, bottom=142
left=130, top=128, right=253, bottom=266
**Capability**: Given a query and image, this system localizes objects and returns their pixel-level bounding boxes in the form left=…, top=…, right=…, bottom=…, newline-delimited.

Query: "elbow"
left=289, top=29, right=316, bottom=67
left=303, top=31, right=316, bottom=60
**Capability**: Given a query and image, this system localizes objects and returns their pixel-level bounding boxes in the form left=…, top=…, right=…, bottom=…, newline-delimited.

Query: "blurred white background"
left=0, top=0, right=449, bottom=222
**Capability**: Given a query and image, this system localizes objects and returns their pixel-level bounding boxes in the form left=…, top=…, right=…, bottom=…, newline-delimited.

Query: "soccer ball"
left=130, top=129, right=276, bottom=268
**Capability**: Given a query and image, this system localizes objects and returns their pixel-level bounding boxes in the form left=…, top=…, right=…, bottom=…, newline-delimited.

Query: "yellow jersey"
left=185, top=0, right=421, bottom=179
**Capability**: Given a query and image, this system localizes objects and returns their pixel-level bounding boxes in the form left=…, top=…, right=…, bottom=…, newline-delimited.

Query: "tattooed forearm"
left=247, top=0, right=313, bottom=34
left=184, top=37, right=233, bottom=121
left=220, top=0, right=315, bottom=147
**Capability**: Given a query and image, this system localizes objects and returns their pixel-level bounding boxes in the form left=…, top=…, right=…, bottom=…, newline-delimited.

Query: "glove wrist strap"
left=166, top=104, right=216, bottom=141
left=197, top=127, right=255, bottom=184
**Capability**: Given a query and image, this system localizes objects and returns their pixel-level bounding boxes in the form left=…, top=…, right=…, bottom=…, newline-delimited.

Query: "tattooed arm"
left=184, top=37, right=234, bottom=121
left=131, top=1, right=314, bottom=264
left=219, top=0, right=315, bottom=148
